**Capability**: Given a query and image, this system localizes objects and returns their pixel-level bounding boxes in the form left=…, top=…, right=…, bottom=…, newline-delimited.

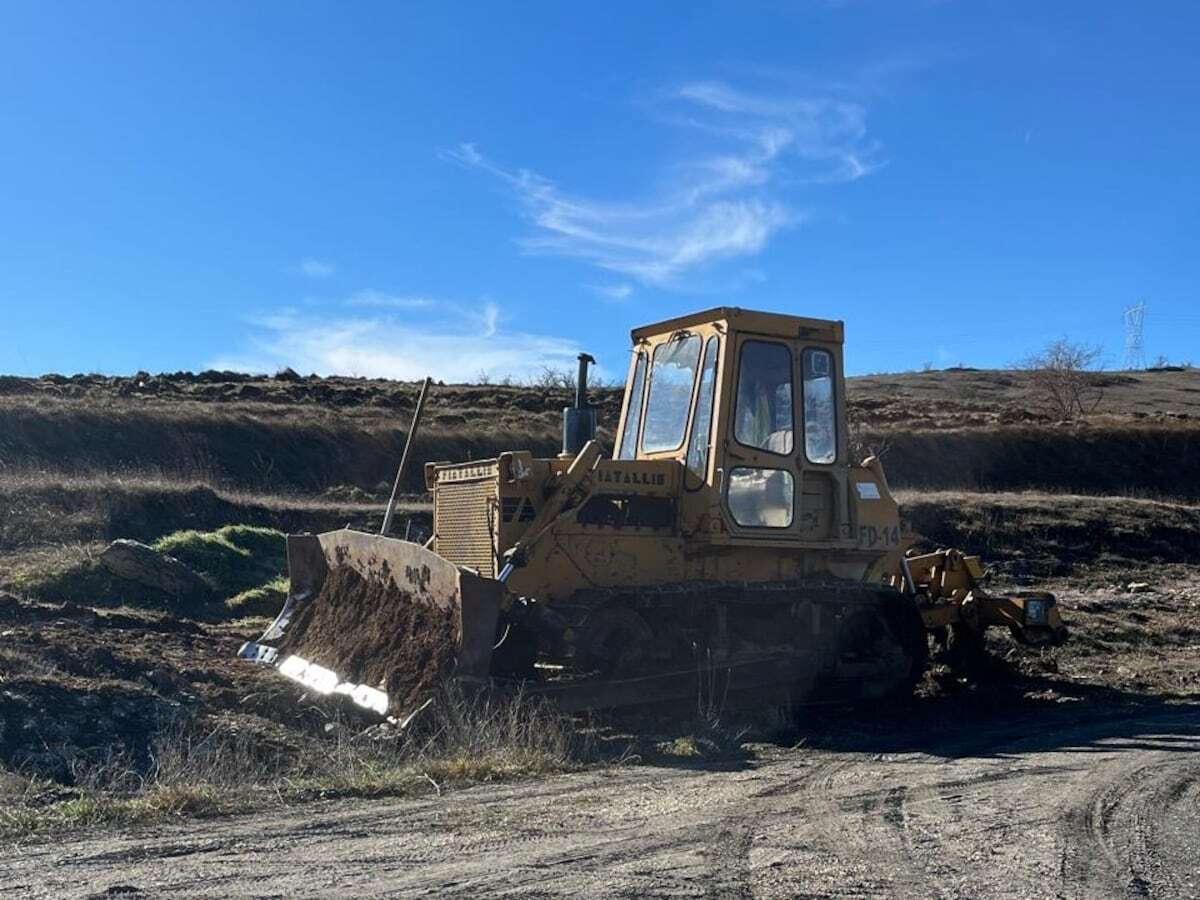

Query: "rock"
left=56, top=602, right=100, bottom=628
left=0, top=592, right=23, bottom=619
left=1127, top=582, right=1152, bottom=594
left=225, top=384, right=264, bottom=400
left=145, top=667, right=176, bottom=693
left=99, top=540, right=211, bottom=601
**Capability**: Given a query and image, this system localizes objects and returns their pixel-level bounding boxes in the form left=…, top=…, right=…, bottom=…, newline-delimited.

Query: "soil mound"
left=272, top=566, right=458, bottom=714
left=0, top=594, right=321, bottom=782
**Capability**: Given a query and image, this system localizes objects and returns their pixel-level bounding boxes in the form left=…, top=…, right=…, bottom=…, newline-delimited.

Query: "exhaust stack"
left=562, top=352, right=597, bottom=456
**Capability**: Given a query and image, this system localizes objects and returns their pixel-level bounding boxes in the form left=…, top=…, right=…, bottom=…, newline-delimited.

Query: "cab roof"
left=630, top=307, right=843, bottom=344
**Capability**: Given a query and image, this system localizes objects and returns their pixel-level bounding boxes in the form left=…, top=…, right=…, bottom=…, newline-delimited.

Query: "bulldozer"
left=240, top=307, right=1066, bottom=717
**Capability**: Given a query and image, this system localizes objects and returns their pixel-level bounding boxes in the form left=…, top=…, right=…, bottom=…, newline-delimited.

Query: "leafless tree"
left=528, top=366, right=578, bottom=389
left=1018, top=338, right=1104, bottom=421
left=527, top=365, right=617, bottom=390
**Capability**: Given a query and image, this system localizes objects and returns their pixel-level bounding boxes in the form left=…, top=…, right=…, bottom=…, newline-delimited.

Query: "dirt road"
left=3, top=704, right=1198, bottom=899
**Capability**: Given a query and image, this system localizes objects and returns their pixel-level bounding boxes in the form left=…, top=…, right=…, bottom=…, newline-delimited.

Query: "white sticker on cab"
left=856, top=482, right=881, bottom=500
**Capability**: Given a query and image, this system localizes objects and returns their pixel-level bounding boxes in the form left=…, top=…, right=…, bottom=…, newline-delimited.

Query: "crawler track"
left=516, top=579, right=928, bottom=710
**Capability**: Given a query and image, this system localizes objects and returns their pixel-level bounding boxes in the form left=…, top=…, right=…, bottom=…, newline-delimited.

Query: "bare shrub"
left=1149, top=354, right=1191, bottom=370
left=1, top=685, right=589, bottom=836
left=321, top=685, right=587, bottom=792
left=529, top=366, right=578, bottom=389
left=0, top=646, right=61, bottom=678
left=149, top=717, right=290, bottom=790
left=1018, top=338, right=1104, bottom=421
left=527, top=365, right=614, bottom=391
left=847, top=420, right=892, bottom=465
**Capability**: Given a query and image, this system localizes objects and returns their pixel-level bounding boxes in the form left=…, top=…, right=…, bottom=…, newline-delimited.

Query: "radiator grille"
left=434, top=477, right=496, bottom=577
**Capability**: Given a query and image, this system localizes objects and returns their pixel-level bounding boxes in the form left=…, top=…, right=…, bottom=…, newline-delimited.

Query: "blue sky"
left=2, top=2, right=1197, bottom=381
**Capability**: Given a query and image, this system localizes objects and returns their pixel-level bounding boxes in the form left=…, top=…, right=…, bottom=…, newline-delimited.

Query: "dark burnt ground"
left=3, top=568, right=1199, bottom=787
left=0, top=593, right=322, bottom=782
left=272, top=566, right=458, bottom=716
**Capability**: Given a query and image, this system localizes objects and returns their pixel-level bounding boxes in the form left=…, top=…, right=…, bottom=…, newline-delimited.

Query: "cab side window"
left=686, top=336, right=720, bottom=476
left=617, top=352, right=648, bottom=460
left=802, top=348, right=836, bottom=464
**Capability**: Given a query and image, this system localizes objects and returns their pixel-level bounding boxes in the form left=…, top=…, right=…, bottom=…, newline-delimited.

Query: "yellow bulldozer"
left=240, top=307, right=1066, bottom=717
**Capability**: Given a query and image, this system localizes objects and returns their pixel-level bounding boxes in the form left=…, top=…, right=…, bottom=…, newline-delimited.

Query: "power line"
left=1124, top=302, right=1146, bottom=370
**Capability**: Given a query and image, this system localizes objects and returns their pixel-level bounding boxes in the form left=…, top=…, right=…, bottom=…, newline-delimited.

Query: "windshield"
left=642, top=334, right=702, bottom=453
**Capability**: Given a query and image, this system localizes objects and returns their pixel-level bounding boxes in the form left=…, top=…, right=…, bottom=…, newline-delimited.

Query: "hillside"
left=1, top=365, right=1198, bottom=835
left=1, top=364, right=1197, bottom=583
left=2, top=366, right=1197, bottom=496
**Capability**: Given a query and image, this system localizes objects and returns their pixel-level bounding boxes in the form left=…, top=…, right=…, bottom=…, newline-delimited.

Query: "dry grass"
left=0, top=385, right=584, bottom=494
left=0, top=685, right=590, bottom=839
left=2, top=368, right=1196, bottom=501
left=0, top=367, right=1197, bottom=567
left=898, top=489, right=1200, bottom=577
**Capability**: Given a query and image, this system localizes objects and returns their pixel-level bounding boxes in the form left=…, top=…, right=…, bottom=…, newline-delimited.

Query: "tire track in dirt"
left=5, top=707, right=1200, bottom=899
left=1059, top=750, right=1200, bottom=899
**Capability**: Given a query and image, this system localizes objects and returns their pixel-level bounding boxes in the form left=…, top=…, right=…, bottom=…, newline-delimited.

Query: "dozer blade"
left=238, top=529, right=503, bottom=718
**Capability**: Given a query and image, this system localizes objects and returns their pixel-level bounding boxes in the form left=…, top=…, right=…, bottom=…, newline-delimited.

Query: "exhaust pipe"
left=562, top=352, right=597, bottom=456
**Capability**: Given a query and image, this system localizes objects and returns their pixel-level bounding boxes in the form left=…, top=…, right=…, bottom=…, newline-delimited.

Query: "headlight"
left=1024, top=599, right=1049, bottom=626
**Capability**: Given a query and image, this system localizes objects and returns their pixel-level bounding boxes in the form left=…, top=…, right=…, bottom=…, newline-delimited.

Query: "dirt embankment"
left=876, top=424, right=1200, bottom=499
left=900, top=491, right=1200, bottom=575
left=1, top=367, right=1197, bottom=497
left=0, top=476, right=426, bottom=551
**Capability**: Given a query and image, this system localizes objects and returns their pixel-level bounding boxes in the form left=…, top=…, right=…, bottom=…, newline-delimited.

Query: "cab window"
left=641, top=335, right=702, bottom=453
left=617, top=352, right=647, bottom=460
left=802, top=348, right=836, bottom=464
left=727, top=467, right=794, bottom=528
left=734, top=341, right=793, bottom=455
left=686, top=336, right=720, bottom=475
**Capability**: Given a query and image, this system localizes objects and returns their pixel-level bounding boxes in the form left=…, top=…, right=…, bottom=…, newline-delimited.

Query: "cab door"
left=722, top=333, right=803, bottom=537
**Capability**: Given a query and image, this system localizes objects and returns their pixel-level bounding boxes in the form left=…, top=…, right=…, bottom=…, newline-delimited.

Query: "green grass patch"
left=21, top=525, right=286, bottom=617
left=0, top=784, right=245, bottom=838
left=153, top=525, right=285, bottom=596
left=225, top=575, right=288, bottom=618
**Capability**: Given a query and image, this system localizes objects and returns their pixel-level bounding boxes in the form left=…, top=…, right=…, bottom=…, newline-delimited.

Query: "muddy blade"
left=239, top=529, right=503, bottom=718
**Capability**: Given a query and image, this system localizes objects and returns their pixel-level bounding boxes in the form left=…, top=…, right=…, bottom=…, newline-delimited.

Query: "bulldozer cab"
left=613, top=307, right=852, bottom=547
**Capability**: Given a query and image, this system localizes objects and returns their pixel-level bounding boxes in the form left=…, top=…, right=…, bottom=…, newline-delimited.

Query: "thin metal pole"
left=381, top=376, right=432, bottom=537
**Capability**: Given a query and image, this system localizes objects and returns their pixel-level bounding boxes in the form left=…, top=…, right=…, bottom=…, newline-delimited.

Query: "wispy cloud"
left=346, top=289, right=434, bottom=309
left=446, top=76, right=883, bottom=286
left=296, top=258, right=336, bottom=278
left=209, top=300, right=581, bottom=383
left=586, top=282, right=634, bottom=301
